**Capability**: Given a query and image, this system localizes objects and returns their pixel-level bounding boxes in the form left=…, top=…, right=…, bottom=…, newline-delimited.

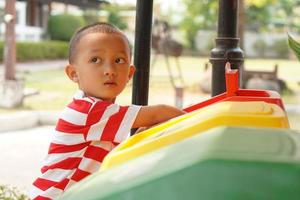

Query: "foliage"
left=104, top=5, right=127, bottom=30
left=48, top=14, right=85, bottom=41
left=245, top=0, right=300, bottom=32
left=245, top=0, right=277, bottom=7
left=0, top=41, right=68, bottom=62
left=83, top=10, right=100, bottom=25
left=178, top=0, right=300, bottom=50
left=178, top=0, right=300, bottom=44
left=245, top=0, right=277, bottom=31
left=0, top=185, right=29, bottom=200
left=288, top=34, right=300, bottom=61
left=179, top=0, right=218, bottom=50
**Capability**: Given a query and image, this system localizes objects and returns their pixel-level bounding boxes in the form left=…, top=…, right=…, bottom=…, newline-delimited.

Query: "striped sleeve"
left=85, top=102, right=141, bottom=143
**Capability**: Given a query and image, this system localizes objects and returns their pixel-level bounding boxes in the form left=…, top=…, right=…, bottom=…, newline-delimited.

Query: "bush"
left=0, top=40, right=69, bottom=62
left=83, top=10, right=100, bottom=25
left=0, top=185, right=29, bottom=200
left=105, top=5, right=127, bottom=30
left=48, top=14, right=85, bottom=41
left=271, top=39, right=289, bottom=59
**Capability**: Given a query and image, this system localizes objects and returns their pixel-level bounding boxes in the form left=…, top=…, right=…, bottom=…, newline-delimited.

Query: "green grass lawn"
left=1, top=56, right=300, bottom=129
left=2, top=56, right=300, bottom=109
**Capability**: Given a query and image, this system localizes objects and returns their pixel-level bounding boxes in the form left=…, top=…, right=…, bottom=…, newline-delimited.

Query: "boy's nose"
left=103, top=65, right=116, bottom=77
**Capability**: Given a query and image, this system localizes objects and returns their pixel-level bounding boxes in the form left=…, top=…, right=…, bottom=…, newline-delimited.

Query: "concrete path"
left=0, top=111, right=59, bottom=132
left=0, top=126, right=54, bottom=193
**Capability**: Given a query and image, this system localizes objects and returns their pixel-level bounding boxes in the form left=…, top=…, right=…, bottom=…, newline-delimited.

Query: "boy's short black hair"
left=68, top=22, right=131, bottom=64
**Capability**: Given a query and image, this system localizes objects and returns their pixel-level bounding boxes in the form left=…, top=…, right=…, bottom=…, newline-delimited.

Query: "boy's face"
left=66, top=32, right=135, bottom=102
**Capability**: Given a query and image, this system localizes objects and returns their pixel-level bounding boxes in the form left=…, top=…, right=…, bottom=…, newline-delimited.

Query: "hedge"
left=48, top=14, right=85, bottom=42
left=0, top=41, right=69, bottom=62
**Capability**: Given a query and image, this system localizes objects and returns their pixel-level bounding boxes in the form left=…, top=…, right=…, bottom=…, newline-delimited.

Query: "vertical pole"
left=38, top=1, right=43, bottom=27
left=132, top=0, right=153, bottom=106
left=238, top=0, right=245, bottom=50
left=27, top=0, right=36, bottom=26
left=4, top=0, right=16, bottom=81
left=209, top=0, right=244, bottom=96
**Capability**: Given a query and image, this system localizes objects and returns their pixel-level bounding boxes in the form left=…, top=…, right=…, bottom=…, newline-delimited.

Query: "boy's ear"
left=65, top=64, right=79, bottom=83
left=128, top=65, right=136, bottom=80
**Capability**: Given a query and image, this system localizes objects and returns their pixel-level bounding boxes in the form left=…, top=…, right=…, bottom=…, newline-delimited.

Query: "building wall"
left=0, top=0, right=43, bottom=41
left=195, top=30, right=298, bottom=58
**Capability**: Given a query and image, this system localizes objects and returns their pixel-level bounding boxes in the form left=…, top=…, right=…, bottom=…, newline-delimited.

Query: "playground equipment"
left=59, top=127, right=300, bottom=200
left=59, top=1, right=300, bottom=199
left=100, top=63, right=289, bottom=170
left=101, top=101, right=289, bottom=170
left=59, top=61, right=297, bottom=200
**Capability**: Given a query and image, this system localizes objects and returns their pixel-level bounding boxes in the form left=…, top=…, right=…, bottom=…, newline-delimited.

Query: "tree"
left=245, top=0, right=277, bottom=31
left=48, top=14, right=85, bottom=42
left=4, top=0, right=16, bottom=80
left=274, top=0, right=300, bottom=32
left=179, top=0, right=218, bottom=50
left=83, top=9, right=100, bottom=25
left=0, top=0, right=24, bottom=108
left=104, top=5, right=127, bottom=30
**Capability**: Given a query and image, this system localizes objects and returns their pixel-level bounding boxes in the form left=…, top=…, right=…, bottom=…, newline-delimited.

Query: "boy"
left=30, top=22, right=185, bottom=200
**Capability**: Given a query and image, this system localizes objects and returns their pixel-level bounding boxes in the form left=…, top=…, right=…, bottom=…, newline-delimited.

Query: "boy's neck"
left=82, top=90, right=116, bottom=103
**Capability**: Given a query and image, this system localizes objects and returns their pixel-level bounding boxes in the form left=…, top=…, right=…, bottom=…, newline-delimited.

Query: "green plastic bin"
left=59, top=126, right=300, bottom=200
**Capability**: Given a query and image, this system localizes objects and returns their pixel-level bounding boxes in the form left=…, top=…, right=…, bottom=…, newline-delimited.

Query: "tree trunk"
left=4, top=0, right=16, bottom=81
left=1, top=0, right=24, bottom=108
left=27, top=0, right=36, bottom=26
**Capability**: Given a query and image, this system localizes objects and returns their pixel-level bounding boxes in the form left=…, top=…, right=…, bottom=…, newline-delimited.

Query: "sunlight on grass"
left=0, top=56, right=299, bottom=114
left=22, top=70, right=77, bottom=110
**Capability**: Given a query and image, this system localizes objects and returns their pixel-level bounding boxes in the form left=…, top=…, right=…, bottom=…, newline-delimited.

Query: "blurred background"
left=0, top=0, right=300, bottom=198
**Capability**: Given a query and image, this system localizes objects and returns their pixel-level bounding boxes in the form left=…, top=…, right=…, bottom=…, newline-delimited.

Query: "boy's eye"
left=115, top=58, right=126, bottom=64
left=91, top=57, right=101, bottom=64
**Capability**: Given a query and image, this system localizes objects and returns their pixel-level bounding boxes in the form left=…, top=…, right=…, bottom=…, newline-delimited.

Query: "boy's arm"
left=132, top=104, right=186, bottom=128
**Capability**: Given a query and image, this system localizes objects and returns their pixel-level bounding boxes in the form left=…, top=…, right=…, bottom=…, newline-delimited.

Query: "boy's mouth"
left=104, top=81, right=117, bottom=86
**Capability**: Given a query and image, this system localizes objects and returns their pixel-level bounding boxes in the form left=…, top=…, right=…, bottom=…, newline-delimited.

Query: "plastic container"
left=101, top=101, right=289, bottom=170
left=59, top=126, right=300, bottom=200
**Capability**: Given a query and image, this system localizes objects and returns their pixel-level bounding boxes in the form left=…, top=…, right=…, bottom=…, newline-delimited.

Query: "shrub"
left=0, top=185, right=29, bottom=200
left=105, top=5, right=127, bottom=30
left=83, top=10, right=100, bottom=25
left=48, top=14, right=85, bottom=41
left=0, top=40, right=69, bottom=62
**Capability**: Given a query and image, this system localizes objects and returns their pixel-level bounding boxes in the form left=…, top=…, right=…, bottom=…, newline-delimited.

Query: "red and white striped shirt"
left=30, top=91, right=141, bottom=200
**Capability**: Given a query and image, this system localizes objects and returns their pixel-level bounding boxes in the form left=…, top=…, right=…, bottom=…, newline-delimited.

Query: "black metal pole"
left=209, top=0, right=244, bottom=96
left=132, top=0, right=153, bottom=106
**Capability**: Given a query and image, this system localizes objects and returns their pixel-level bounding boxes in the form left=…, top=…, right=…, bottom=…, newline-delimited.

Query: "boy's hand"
left=132, top=104, right=186, bottom=128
